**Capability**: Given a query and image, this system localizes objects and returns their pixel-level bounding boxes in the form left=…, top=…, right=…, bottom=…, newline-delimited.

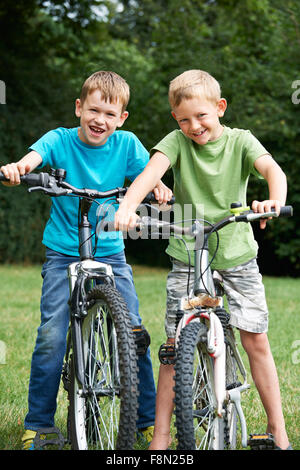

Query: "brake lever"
left=28, top=186, right=71, bottom=197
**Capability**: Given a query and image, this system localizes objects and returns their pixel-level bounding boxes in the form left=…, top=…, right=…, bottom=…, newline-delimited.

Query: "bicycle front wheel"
left=68, top=284, right=138, bottom=450
left=174, top=321, right=225, bottom=450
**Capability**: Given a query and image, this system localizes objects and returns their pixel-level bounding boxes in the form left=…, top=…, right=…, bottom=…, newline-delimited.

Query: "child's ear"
left=171, top=111, right=177, bottom=120
left=75, top=98, right=82, bottom=118
left=217, top=98, right=227, bottom=117
left=117, top=111, right=129, bottom=128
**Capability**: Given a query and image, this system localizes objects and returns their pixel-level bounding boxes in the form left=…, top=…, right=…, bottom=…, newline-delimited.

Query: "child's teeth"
left=91, top=127, right=103, bottom=134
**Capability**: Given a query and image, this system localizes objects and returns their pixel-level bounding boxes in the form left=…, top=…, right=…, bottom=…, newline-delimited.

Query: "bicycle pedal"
left=158, top=342, right=176, bottom=365
left=33, top=426, right=66, bottom=450
left=248, top=433, right=276, bottom=450
left=132, top=325, right=151, bottom=355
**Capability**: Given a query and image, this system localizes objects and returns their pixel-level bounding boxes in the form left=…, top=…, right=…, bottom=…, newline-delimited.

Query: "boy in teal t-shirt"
left=1, top=71, right=172, bottom=449
left=115, top=70, right=290, bottom=450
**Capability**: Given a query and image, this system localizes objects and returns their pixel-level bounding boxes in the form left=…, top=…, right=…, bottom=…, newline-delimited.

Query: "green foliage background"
left=0, top=0, right=299, bottom=274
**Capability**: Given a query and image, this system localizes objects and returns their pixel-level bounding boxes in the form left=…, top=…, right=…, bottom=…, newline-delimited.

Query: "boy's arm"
left=1, top=151, right=42, bottom=185
left=115, top=151, right=171, bottom=230
left=252, top=154, right=287, bottom=229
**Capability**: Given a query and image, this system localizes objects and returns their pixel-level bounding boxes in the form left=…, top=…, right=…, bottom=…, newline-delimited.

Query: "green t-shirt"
left=151, top=126, right=269, bottom=269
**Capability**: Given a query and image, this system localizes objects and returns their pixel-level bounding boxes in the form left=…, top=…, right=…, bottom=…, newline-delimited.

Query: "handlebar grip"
left=143, top=192, right=175, bottom=205
left=21, top=173, right=49, bottom=186
left=102, top=220, right=142, bottom=233
left=277, top=205, right=293, bottom=217
left=0, top=171, right=48, bottom=186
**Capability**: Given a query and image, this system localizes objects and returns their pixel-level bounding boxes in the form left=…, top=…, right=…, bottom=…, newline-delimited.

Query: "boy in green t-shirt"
left=115, top=70, right=290, bottom=450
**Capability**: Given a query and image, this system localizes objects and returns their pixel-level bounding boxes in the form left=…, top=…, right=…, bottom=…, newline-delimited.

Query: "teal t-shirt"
left=151, top=126, right=269, bottom=269
left=30, top=127, right=149, bottom=257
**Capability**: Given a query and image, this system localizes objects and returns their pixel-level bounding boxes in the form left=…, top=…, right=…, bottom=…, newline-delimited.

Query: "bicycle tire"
left=67, top=284, right=138, bottom=450
left=174, top=321, right=226, bottom=450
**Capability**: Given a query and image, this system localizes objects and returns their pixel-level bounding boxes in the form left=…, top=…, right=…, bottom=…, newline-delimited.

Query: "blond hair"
left=80, top=71, right=130, bottom=112
left=169, top=70, right=221, bottom=108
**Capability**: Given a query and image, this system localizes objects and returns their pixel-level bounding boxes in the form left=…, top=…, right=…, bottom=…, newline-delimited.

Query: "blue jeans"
left=24, top=249, right=156, bottom=430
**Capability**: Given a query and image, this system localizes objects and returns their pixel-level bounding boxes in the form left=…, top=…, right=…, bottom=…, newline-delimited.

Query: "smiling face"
left=171, top=97, right=227, bottom=145
left=75, top=89, right=128, bottom=146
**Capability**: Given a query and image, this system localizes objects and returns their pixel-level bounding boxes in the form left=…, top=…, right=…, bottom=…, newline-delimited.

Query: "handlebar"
left=103, top=205, right=293, bottom=235
left=0, top=169, right=292, bottom=234
left=0, top=168, right=175, bottom=205
left=0, top=169, right=128, bottom=199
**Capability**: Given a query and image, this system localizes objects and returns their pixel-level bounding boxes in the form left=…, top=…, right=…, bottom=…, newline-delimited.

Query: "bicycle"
left=0, top=167, right=166, bottom=450
left=110, top=202, right=293, bottom=450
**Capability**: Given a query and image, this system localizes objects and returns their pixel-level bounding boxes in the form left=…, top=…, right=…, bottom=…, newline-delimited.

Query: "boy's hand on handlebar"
left=114, top=205, right=140, bottom=231
left=251, top=199, right=282, bottom=229
left=0, top=162, right=31, bottom=186
left=153, top=180, right=173, bottom=205
left=114, top=181, right=172, bottom=231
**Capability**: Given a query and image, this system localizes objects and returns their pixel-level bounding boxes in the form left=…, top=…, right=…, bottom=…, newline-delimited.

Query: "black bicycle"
left=0, top=168, right=164, bottom=450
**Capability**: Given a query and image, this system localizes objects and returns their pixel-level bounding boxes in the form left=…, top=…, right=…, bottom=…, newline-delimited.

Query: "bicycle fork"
left=67, top=259, right=114, bottom=390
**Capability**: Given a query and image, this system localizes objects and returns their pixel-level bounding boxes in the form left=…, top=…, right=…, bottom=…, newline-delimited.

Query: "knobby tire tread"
left=174, top=321, right=208, bottom=450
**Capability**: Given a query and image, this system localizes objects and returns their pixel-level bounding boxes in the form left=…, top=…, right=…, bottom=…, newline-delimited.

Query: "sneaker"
left=21, top=430, right=45, bottom=450
left=136, top=426, right=154, bottom=446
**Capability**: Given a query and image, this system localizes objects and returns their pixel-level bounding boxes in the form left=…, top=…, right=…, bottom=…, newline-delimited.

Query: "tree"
left=0, top=1, right=108, bottom=261
left=101, top=0, right=300, bottom=273
left=0, top=0, right=299, bottom=273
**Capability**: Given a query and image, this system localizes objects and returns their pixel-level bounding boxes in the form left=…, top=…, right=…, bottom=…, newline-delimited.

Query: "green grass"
left=0, top=264, right=299, bottom=450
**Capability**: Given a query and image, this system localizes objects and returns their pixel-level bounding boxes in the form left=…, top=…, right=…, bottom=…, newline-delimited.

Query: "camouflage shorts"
left=165, top=257, right=269, bottom=337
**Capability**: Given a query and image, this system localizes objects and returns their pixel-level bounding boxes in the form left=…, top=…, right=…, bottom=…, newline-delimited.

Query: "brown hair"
left=80, top=71, right=130, bottom=112
left=169, top=70, right=221, bottom=108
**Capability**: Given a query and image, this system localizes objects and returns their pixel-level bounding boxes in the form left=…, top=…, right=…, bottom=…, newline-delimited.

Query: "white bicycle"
left=133, top=203, right=293, bottom=450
